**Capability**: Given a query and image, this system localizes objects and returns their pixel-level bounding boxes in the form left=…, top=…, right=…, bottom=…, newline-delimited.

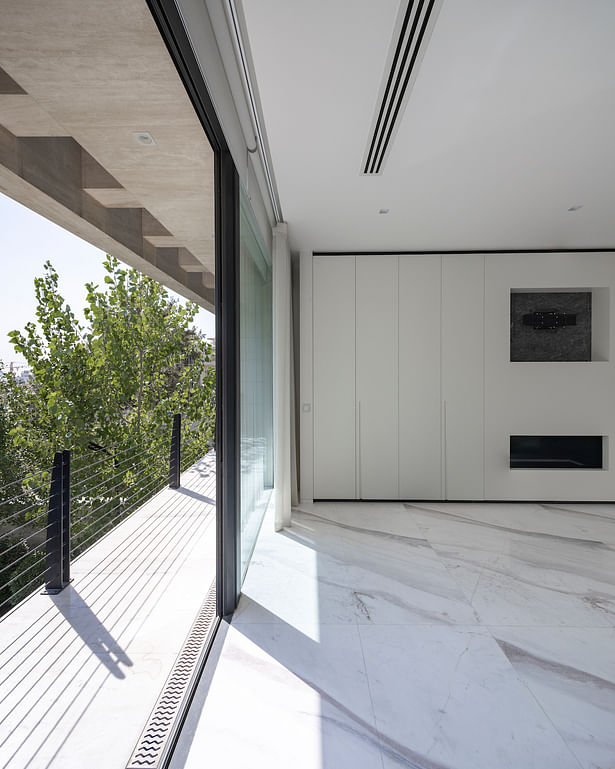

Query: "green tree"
left=7, top=256, right=213, bottom=457
left=0, top=366, right=51, bottom=613
left=0, top=373, right=16, bottom=488
left=0, top=256, right=215, bottom=614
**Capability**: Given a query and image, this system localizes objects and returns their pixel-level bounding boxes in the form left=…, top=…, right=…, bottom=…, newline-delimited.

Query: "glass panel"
left=240, top=189, right=273, bottom=579
left=0, top=1, right=220, bottom=750
left=0, top=6, right=218, bottom=597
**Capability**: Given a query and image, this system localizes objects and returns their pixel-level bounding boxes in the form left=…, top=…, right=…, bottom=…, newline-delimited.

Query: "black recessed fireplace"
left=510, top=435, right=603, bottom=469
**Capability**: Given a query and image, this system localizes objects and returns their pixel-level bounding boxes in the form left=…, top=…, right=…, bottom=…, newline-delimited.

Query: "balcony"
left=0, top=452, right=216, bottom=769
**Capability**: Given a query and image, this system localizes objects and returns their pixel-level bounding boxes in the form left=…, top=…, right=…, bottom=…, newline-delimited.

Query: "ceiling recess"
left=362, top=0, right=443, bottom=176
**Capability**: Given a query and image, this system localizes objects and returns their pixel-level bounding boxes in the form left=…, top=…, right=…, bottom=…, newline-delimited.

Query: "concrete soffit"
left=0, top=1, right=217, bottom=311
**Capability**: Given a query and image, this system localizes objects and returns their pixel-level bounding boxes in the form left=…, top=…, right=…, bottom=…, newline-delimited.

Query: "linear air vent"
left=362, top=0, right=443, bottom=175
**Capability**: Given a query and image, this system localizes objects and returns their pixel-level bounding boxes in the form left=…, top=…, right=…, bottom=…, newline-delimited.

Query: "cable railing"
left=0, top=414, right=209, bottom=616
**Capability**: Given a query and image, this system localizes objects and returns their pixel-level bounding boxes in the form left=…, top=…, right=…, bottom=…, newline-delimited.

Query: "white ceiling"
left=241, top=0, right=615, bottom=253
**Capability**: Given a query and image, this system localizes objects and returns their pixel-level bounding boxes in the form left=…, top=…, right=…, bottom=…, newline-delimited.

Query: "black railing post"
left=170, top=413, right=181, bottom=489
left=44, top=449, right=71, bottom=593
left=61, top=450, right=71, bottom=584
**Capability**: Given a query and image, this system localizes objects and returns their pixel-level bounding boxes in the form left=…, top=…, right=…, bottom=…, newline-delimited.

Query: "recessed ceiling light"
left=568, top=204, right=583, bottom=212
left=379, top=208, right=390, bottom=214
left=133, top=131, right=156, bottom=146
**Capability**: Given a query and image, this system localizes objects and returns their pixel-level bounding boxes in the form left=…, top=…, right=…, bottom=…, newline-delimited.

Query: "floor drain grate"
left=126, top=580, right=217, bottom=769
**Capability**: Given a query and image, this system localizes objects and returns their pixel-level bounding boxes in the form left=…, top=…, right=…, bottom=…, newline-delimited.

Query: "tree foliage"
left=7, top=256, right=213, bottom=457
left=0, top=256, right=215, bottom=613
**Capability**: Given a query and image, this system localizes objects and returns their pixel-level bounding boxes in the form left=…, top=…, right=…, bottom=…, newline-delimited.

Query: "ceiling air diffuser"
left=362, top=0, right=443, bottom=175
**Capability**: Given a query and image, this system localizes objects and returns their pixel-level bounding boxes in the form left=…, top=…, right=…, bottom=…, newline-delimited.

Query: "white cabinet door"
left=356, top=256, right=399, bottom=498
left=442, top=254, right=484, bottom=499
left=312, top=253, right=486, bottom=501
left=313, top=256, right=356, bottom=498
left=398, top=256, right=442, bottom=499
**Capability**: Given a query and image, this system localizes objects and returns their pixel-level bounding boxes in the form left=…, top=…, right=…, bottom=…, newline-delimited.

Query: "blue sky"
left=0, top=192, right=215, bottom=368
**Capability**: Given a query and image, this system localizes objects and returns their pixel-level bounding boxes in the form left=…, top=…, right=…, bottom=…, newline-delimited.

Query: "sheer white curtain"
left=272, top=222, right=295, bottom=530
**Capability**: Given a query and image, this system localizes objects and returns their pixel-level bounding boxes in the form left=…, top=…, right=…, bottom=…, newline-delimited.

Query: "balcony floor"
left=0, top=453, right=216, bottom=769
left=172, top=500, right=615, bottom=769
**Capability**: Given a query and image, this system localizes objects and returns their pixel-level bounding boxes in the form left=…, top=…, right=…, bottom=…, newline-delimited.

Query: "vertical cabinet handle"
left=356, top=400, right=361, bottom=500
left=442, top=399, right=447, bottom=500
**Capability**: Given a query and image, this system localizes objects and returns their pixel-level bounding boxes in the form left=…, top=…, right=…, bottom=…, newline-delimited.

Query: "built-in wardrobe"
left=312, top=253, right=484, bottom=500
left=308, top=251, right=615, bottom=502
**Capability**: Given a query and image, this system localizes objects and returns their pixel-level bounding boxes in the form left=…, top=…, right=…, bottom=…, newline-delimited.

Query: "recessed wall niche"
left=510, top=435, right=605, bottom=469
left=510, top=288, right=609, bottom=361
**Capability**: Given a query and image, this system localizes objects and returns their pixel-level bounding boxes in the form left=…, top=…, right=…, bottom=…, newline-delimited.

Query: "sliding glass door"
left=239, top=189, right=273, bottom=580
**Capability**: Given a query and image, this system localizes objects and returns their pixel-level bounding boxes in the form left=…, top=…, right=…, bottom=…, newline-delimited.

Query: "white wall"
left=303, top=251, right=615, bottom=502
left=485, top=251, right=615, bottom=500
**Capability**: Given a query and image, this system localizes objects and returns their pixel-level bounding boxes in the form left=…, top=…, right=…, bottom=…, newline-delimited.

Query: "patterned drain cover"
left=126, top=580, right=217, bottom=768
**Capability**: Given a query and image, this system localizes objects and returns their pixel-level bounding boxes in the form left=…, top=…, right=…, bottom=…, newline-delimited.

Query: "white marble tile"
left=292, top=501, right=341, bottom=520
left=298, top=502, right=424, bottom=540
left=278, top=510, right=350, bottom=561
left=534, top=503, right=615, bottom=546
left=171, top=499, right=615, bottom=769
left=466, top=552, right=615, bottom=627
left=237, top=509, right=478, bottom=630
left=339, top=528, right=478, bottom=626
left=182, top=623, right=384, bottom=769
left=402, top=504, right=503, bottom=604
left=234, top=546, right=357, bottom=634
left=405, top=503, right=615, bottom=627
left=358, top=625, right=582, bottom=769
left=293, top=508, right=478, bottom=626
left=493, top=626, right=615, bottom=769
left=406, top=501, right=615, bottom=553
left=233, top=516, right=358, bottom=635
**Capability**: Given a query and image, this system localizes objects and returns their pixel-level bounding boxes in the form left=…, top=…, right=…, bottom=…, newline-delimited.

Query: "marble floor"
left=0, top=455, right=216, bottom=769
left=172, top=500, right=615, bottom=769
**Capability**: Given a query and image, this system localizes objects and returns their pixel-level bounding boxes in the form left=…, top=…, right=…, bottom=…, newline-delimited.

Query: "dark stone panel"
left=0, top=66, right=26, bottom=94
left=510, top=291, right=592, bottom=361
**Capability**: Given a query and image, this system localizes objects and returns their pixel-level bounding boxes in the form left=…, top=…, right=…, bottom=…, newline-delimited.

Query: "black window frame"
left=145, top=0, right=241, bottom=620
